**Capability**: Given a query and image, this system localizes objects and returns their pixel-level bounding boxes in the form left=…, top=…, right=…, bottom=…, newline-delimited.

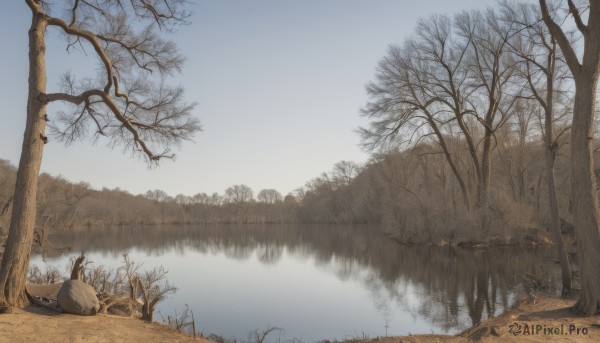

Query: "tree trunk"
left=571, top=74, right=600, bottom=315
left=128, top=279, right=138, bottom=300
left=0, top=9, right=47, bottom=307
left=539, top=0, right=600, bottom=315
left=455, top=113, right=483, bottom=209
left=141, top=301, right=156, bottom=322
left=426, top=116, right=472, bottom=210
left=70, top=254, right=85, bottom=280
left=544, top=146, right=572, bottom=294
left=543, top=63, right=572, bottom=295
left=479, top=131, right=493, bottom=208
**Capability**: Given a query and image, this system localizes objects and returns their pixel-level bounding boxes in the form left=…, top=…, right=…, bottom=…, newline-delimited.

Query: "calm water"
left=31, top=225, right=560, bottom=342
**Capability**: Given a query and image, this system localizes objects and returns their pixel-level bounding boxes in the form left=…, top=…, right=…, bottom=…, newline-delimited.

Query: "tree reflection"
left=47, top=225, right=557, bottom=332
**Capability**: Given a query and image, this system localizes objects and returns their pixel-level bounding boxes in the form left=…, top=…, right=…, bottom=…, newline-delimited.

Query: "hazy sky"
left=0, top=0, right=489, bottom=198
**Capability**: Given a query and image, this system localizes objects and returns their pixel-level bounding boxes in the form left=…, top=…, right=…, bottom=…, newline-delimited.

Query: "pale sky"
left=0, top=0, right=489, bottom=198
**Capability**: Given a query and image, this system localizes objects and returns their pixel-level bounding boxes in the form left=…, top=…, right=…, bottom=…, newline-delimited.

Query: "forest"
left=4, top=1, right=600, bottom=341
left=0, top=121, right=592, bottom=246
left=2, top=2, right=599, bottom=246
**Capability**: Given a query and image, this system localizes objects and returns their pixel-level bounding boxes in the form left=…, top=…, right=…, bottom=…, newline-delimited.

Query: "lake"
left=31, top=224, right=561, bottom=342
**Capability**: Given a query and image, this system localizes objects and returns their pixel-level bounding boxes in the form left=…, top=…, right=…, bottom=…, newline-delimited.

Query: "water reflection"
left=44, top=225, right=558, bottom=339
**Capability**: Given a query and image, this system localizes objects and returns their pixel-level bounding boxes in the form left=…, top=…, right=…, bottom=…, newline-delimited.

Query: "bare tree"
left=502, top=0, right=573, bottom=294
left=250, top=326, right=282, bottom=343
left=332, top=160, right=361, bottom=186
left=122, top=252, right=142, bottom=300
left=86, top=265, right=115, bottom=294
left=454, top=9, right=521, bottom=208
left=164, top=304, right=196, bottom=335
left=69, top=252, right=87, bottom=280
left=174, top=194, right=193, bottom=205
left=360, top=21, right=473, bottom=211
left=0, top=0, right=199, bottom=308
left=539, top=0, right=600, bottom=315
left=44, top=265, right=61, bottom=284
left=145, top=189, right=169, bottom=202
left=361, top=9, right=520, bottom=211
left=225, top=184, right=254, bottom=204
left=257, top=189, right=283, bottom=204
left=137, top=266, right=177, bottom=322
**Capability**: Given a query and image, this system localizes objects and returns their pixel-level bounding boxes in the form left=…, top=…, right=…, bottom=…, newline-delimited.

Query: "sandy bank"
left=0, top=283, right=210, bottom=343
left=348, top=296, right=600, bottom=342
left=0, top=305, right=211, bottom=343
left=3, top=286, right=600, bottom=342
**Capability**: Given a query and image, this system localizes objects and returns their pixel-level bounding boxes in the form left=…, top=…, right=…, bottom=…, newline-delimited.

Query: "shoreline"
left=387, top=231, right=557, bottom=248
left=345, top=295, right=600, bottom=342
left=8, top=286, right=600, bottom=342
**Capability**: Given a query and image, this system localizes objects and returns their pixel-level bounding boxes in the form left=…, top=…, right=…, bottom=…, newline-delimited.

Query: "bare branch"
left=539, top=0, right=582, bottom=75
left=567, top=0, right=588, bottom=35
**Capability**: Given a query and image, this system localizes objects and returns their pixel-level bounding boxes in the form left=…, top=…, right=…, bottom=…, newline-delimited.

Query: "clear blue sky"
left=0, top=0, right=489, bottom=198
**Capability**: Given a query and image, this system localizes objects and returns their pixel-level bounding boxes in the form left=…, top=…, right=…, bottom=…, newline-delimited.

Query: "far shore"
left=386, top=230, right=557, bottom=248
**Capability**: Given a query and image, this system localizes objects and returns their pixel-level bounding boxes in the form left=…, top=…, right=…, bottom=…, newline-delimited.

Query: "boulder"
left=57, top=280, right=99, bottom=315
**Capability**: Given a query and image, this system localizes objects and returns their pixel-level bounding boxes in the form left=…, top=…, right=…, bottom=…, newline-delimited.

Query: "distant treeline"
left=3, top=3, right=600, bottom=244
left=0, top=130, right=588, bottom=243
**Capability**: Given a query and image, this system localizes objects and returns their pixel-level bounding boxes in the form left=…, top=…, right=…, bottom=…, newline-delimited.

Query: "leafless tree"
left=359, top=20, right=473, bottom=211
left=69, top=252, right=87, bottom=280
left=145, top=189, right=169, bottom=202
left=540, top=0, right=600, bottom=315
left=250, top=325, right=282, bottom=343
left=137, top=266, right=177, bottom=321
left=225, top=184, right=254, bottom=204
left=224, top=184, right=254, bottom=223
left=164, top=304, right=196, bottom=335
left=174, top=194, right=193, bottom=205
left=27, top=265, right=43, bottom=284
left=44, top=265, right=61, bottom=284
left=501, top=0, right=573, bottom=294
left=109, top=268, right=127, bottom=296
left=332, top=160, right=361, bottom=186
left=361, top=9, right=520, bottom=211
left=86, top=265, right=116, bottom=294
left=454, top=9, right=521, bottom=208
left=257, top=189, right=283, bottom=204
left=0, top=0, right=199, bottom=308
left=122, top=252, right=142, bottom=300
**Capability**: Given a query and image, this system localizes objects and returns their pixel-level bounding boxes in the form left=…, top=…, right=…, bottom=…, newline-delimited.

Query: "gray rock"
left=57, top=280, right=99, bottom=315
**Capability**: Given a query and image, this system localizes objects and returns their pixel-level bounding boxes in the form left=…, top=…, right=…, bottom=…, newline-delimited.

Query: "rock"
left=57, top=280, right=99, bottom=315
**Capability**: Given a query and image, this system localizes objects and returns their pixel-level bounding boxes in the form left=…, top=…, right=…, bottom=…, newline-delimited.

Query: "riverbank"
left=348, top=295, right=600, bottom=342
left=3, top=290, right=599, bottom=342
left=0, top=305, right=211, bottom=343
left=388, top=230, right=557, bottom=247
left=0, top=283, right=210, bottom=343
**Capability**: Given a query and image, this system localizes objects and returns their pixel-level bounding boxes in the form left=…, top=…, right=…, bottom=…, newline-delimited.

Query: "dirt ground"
left=2, top=286, right=600, bottom=342
left=0, top=306, right=211, bottom=343
left=0, top=283, right=210, bottom=343
left=349, top=296, right=600, bottom=343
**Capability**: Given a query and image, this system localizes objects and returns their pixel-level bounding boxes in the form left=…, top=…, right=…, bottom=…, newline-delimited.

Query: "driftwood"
left=70, top=253, right=86, bottom=280
left=97, top=293, right=138, bottom=316
left=25, top=287, right=62, bottom=313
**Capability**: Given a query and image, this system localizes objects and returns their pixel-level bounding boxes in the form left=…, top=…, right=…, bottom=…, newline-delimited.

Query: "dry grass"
left=0, top=305, right=210, bottom=343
